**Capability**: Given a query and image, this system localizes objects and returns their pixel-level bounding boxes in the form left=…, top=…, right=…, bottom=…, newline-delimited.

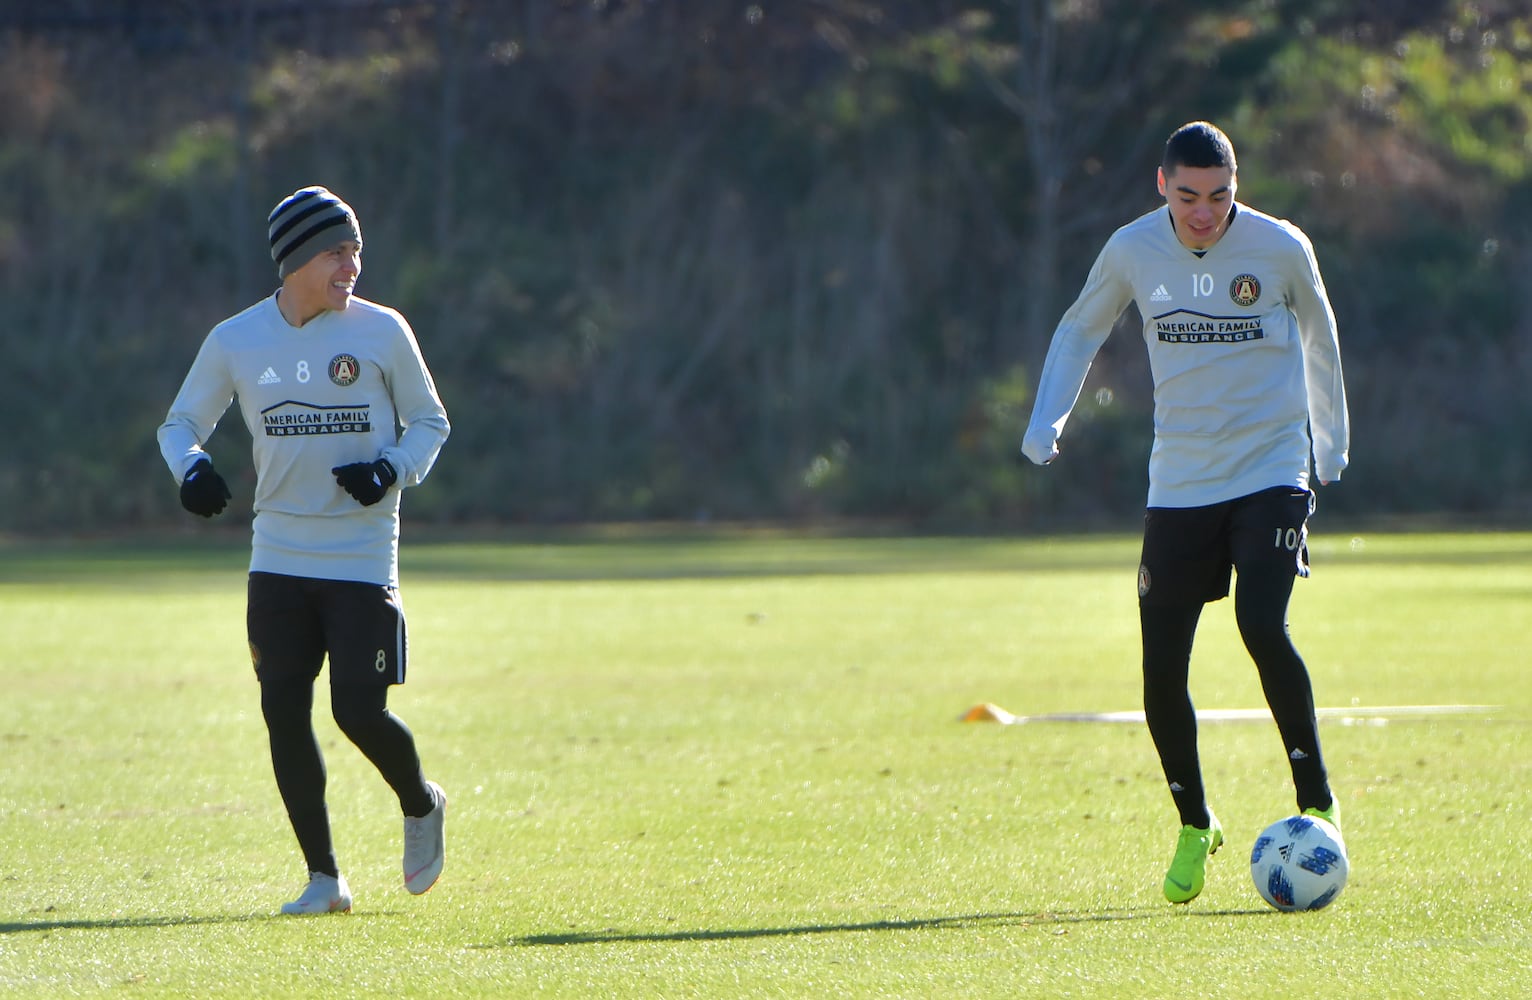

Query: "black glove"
left=332, top=458, right=398, bottom=507
left=179, top=458, right=231, bottom=517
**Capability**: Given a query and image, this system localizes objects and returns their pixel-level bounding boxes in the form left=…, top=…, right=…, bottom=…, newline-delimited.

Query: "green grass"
left=1, top=530, right=1528, bottom=998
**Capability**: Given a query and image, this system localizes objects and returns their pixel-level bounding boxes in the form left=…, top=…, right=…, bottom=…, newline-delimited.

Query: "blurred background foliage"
left=3, top=0, right=1531, bottom=534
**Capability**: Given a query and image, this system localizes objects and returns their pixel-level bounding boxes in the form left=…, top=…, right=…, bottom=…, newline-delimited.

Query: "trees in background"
left=0, top=0, right=1527, bottom=532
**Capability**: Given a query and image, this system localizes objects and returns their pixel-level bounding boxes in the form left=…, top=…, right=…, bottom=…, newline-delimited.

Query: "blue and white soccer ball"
left=1250, top=815, right=1348, bottom=911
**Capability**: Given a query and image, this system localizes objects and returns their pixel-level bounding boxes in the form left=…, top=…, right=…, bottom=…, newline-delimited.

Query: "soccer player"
left=158, top=186, right=452, bottom=915
left=1020, top=122, right=1349, bottom=904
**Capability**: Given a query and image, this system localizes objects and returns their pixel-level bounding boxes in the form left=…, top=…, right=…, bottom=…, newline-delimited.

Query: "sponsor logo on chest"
left=260, top=401, right=373, bottom=434
left=1152, top=309, right=1265, bottom=344
left=253, top=350, right=371, bottom=436
left=259, top=400, right=373, bottom=436
left=1148, top=270, right=1267, bottom=343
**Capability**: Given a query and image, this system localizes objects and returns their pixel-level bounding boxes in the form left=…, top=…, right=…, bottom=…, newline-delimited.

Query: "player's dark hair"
left=1162, top=121, right=1237, bottom=175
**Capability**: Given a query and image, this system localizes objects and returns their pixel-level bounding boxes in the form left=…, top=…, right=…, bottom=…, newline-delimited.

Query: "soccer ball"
left=1249, top=815, right=1348, bottom=911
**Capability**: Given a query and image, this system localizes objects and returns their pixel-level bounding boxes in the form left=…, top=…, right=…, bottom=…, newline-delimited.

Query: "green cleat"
left=1303, top=799, right=1342, bottom=836
left=1163, top=811, right=1224, bottom=904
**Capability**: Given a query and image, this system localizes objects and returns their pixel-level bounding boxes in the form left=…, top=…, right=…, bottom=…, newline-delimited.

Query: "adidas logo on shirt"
left=257, top=367, right=281, bottom=385
left=1149, top=284, right=1172, bottom=302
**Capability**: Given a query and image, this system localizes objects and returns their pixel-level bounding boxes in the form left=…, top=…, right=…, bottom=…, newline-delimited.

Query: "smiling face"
left=278, top=239, right=362, bottom=326
left=1158, top=164, right=1236, bottom=251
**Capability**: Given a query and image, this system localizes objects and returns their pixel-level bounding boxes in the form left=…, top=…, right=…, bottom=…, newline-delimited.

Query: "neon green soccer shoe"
left=1163, top=811, right=1224, bottom=904
left=1303, top=799, right=1342, bottom=836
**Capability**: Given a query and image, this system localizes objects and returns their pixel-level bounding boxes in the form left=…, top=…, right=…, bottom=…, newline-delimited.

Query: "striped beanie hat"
left=268, top=186, right=362, bottom=278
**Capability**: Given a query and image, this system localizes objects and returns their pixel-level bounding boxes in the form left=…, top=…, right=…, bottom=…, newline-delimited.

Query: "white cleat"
left=403, top=781, right=446, bottom=895
left=280, top=872, right=353, bottom=915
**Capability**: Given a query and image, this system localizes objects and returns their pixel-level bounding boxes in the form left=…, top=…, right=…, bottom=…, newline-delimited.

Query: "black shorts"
left=1137, top=486, right=1315, bottom=606
left=247, top=572, right=408, bottom=686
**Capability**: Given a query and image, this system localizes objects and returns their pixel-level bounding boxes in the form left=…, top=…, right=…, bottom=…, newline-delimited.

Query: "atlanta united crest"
left=1229, top=273, right=1261, bottom=307
left=329, top=353, right=360, bottom=386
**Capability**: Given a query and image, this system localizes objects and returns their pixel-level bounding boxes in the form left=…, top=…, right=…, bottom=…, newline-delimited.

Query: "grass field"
left=0, top=529, right=1528, bottom=998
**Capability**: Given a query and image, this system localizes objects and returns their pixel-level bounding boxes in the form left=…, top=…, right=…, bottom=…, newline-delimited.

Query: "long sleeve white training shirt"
left=1022, top=203, right=1349, bottom=508
left=158, top=293, right=451, bottom=587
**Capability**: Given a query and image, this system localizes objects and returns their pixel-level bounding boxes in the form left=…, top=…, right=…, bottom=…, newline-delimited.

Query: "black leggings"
left=260, top=679, right=432, bottom=877
left=1142, top=565, right=1330, bottom=827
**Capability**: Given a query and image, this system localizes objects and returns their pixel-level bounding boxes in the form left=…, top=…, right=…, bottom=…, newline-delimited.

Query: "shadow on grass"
left=0, top=910, right=402, bottom=934
left=0, top=914, right=265, bottom=934
left=501, top=906, right=1274, bottom=948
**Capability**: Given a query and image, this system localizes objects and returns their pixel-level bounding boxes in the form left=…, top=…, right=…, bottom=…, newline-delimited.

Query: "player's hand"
left=1019, top=433, right=1060, bottom=466
left=332, top=459, right=398, bottom=506
left=180, top=458, right=231, bottom=517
